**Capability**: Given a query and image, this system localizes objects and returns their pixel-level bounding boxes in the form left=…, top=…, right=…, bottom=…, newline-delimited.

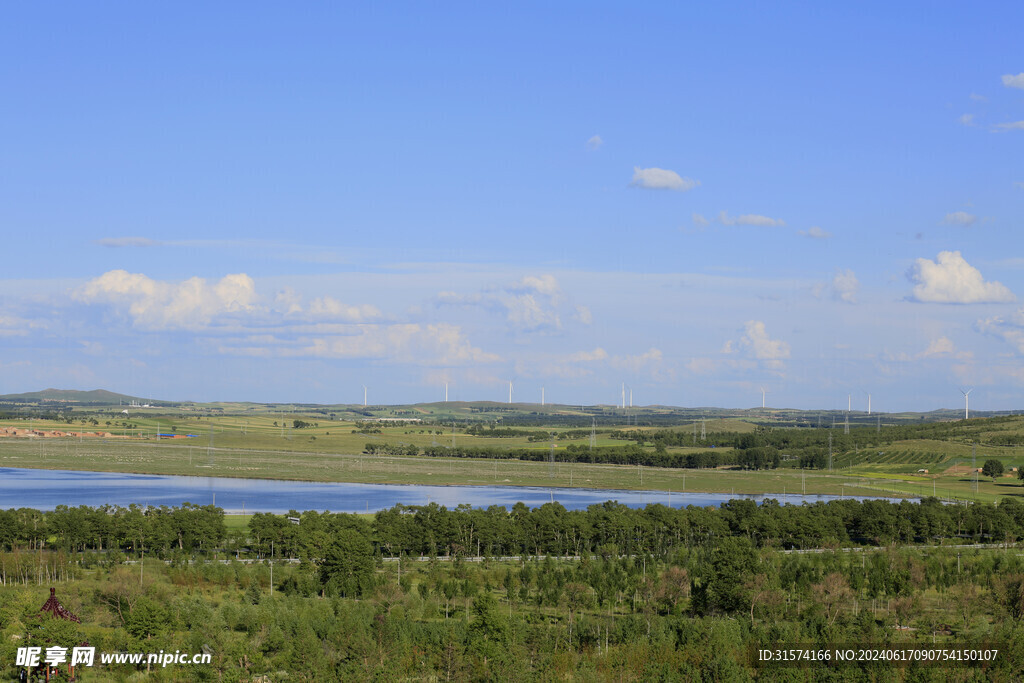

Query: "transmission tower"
left=828, top=432, right=833, bottom=471
left=589, top=418, right=596, bottom=449
left=700, top=416, right=706, bottom=441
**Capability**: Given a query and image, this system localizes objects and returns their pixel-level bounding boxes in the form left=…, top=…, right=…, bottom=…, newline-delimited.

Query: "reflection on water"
left=0, top=467, right=905, bottom=513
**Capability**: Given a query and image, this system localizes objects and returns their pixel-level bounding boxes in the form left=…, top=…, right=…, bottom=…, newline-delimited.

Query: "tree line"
left=362, top=442, right=752, bottom=468
left=6, top=496, right=1024, bottom=563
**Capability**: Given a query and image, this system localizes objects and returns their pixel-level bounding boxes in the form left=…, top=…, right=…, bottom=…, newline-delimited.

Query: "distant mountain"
left=0, top=388, right=161, bottom=405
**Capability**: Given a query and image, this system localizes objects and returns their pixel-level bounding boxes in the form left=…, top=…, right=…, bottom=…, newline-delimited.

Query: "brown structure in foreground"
left=27, top=588, right=85, bottom=681
left=39, top=587, right=81, bottom=623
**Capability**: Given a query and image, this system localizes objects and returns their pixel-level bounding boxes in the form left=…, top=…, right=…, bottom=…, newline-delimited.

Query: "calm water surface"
left=0, top=467, right=905, bottom=513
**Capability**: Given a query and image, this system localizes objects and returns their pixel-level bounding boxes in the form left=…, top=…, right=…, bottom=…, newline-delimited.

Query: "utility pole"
left=973, top=442, right=978, bottom=493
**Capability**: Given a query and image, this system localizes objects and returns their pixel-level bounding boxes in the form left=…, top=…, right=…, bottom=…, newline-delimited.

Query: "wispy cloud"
left=630, top=167, right=699, bottom=192
left=886, top=336, right=973, bottom=362
left=798, top=226, right=831, bottom=239
left=907, top=251, right=1015, bottom=304
left=993, top=121, right=1024, bottom=131
left=586, top=134, right=603, bottom=150
left=0, top=314, right=45, bottom=337
left=95, top=237, right=161, bottom=248
left=718, top=211, right=785, bottom=227
left=958, top=113, right=975, bottom=127
left=919, top=336, right=957, bottom=359
left=271, top=324, right=499, bottom=366
left=608, top=347, right=664, bottom=374
left=692, top=213, right=709, bottom=227
left=978, top=308, right=1024, bottom=355
left=307, top=297, right=382, bottom=322
left=436, top=274, right=571, bottom=332
left=832, top=269, right=859, bottom=304
left=942, top=211, right=977, bottom=226
left=1002, top=73, right=1024, bottom=89
left=970, top=92, right=988, bottom=102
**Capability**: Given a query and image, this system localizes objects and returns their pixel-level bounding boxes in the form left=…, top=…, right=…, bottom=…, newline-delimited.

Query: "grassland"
left=4, top=410, right=1024, bottom=504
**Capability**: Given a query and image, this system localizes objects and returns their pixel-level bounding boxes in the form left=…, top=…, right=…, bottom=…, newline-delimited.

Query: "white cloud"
left=272, top=288, right=303, bottom=315
left=436, top=274, right=572, bottom=332
left=307, top=297, right=382, bottom=322
left=0, top=314, right=44, bottom=337
left=517, top=347, right=609, bottom=380
left=686, top=357, right=720, bottom=375
left=907, top=251, right=1015, bottom=304
left=958, top=113, right=975, bottom=127
left=95, top=237, right=161, bottom=248
left=504, top=294, right=561, bottom=330
left=979, top=309, right=1024, bottom=355
left=994, top=121, right=1024, bottom=131
left=608, top=348, right=664, bottom=374
left=272, top=324, right=499, bottom=366
left=718, top=211, right=785, bottom=227
left=630, top=167, right=699, bottom=192
left=799, top=226, right=832, bottom=239
left=885, top=336, right=973, bottom=362
left=574, top=305, right=593, bottom=325
left=1002, top=73, right=1024, bottom=89
left=739, top=321, right=790, bottom=362
left=513, top=274, right=561, bottom=298
left=586, top=135, right=603, bottom=150
left=970, top=93, right=988, bottom=102
left=943, top=211, right=977, bottom=226
left=723, top=321, right=790, bottom=370
left=919, top=336, right=955, bottom=358
left=832, top=269, right=859, bottom=304
left=567, top=348, right=609, bottom=362
left=77, top=270, right=259, bottom=329
left=692, top=213, right=709, bottom=227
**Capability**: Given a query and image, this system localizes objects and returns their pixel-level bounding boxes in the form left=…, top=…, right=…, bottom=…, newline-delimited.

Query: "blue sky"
left=1, top=2, right=1023, bottom=410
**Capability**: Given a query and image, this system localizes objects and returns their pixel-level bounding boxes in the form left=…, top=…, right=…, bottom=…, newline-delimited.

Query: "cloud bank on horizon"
left=0, top=4, right=1022, bottom=410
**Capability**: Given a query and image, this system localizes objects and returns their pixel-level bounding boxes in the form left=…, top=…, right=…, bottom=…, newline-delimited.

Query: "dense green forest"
left=4, top=497, right=1024, bottom=560
left=2, top=500, right=1024, bottom=679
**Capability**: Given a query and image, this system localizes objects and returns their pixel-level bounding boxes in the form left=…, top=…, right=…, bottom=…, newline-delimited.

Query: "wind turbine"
left=508, top=380, right=513, bottom=404
left=759, top=387, right=767, bottom=409
left=960, top=387, right=973, bottom=420
left=444, top=382, right=448, bottom=403
left=362, top=385, right=367, bottom=407
left=541, top=387, right=545, bottom=406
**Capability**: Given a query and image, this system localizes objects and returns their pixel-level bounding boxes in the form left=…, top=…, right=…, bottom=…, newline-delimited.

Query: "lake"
left=0, top=467, right=906, bottom=513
